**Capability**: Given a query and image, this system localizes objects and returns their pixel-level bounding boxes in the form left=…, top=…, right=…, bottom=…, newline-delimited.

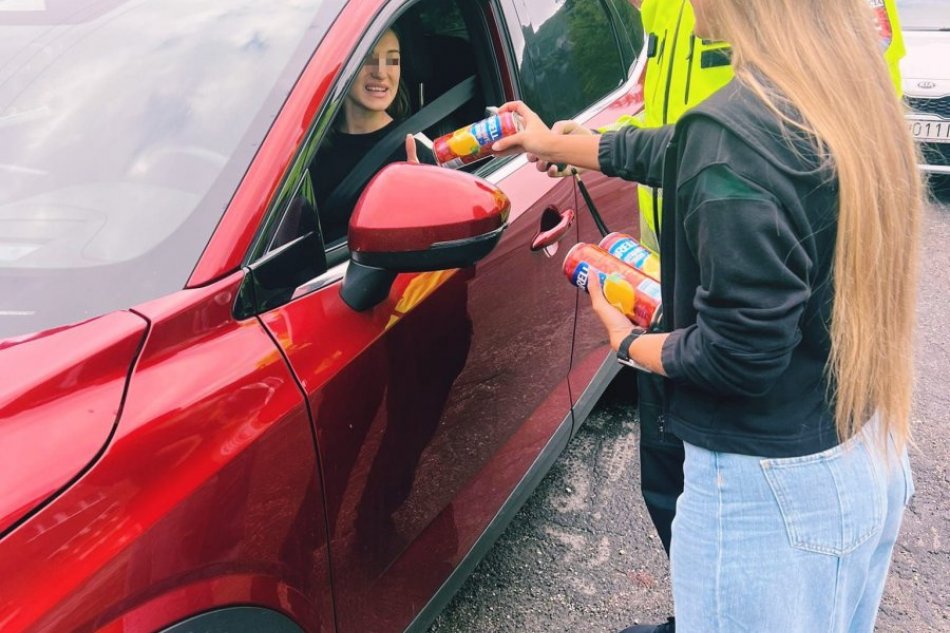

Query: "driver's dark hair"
left=385, top=24, right=410, bottom=120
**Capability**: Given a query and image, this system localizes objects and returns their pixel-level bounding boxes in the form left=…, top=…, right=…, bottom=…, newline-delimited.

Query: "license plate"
left=908, top=118, right=950, bottom=143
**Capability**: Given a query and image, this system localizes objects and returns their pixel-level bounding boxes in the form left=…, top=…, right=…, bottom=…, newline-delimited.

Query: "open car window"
left=255, top=0, right=506, bottom=275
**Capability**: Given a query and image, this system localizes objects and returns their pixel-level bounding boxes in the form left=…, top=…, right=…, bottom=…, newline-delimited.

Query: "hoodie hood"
left=679, top=78, right=828, bottom=179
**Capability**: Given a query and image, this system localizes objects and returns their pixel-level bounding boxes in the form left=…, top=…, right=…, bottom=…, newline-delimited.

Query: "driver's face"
left=347, top=29, right=401, bottom=114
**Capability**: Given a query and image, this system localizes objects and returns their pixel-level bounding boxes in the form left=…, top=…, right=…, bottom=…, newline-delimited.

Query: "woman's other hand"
left=534, top=120, right=592, bottom=177
left=588, top=272, right=668, bottom=375
left=587, top=272, right=637, bottom=353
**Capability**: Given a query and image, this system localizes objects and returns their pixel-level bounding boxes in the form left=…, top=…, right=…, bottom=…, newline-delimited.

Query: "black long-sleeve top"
left=314, top=120, right=436, bottom=244
left=598, top=79, right=840, bottom=457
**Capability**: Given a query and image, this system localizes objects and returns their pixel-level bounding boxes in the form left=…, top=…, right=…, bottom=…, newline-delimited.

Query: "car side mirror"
left=340, top=162, right=510, bottom=311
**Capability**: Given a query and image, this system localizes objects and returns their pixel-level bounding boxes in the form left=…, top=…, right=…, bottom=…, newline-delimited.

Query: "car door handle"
left=530, top=207, right=575, bottom=252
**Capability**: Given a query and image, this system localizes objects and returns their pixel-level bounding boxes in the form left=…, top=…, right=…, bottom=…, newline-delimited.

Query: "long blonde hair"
left=707, top=0, right=922, bottom=446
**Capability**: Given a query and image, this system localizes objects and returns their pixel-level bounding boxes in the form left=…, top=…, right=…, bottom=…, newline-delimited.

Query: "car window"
left=306, top=1, right=483, bottom=247
left=256, top=0, right=503, bottom=277
left=898, top=0, right=950, bottom=30
left=0, top=0, right=344, bottom=340
left=512, top=0, right=632, bottom=123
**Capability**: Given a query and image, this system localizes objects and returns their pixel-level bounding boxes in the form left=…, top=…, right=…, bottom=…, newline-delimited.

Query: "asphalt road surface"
left=429, top=193, right=950, bottom=633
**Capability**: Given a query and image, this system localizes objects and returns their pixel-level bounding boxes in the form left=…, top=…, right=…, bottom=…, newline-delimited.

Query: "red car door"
left=258, top=154, right=578, bottom=633
left=240, top=3, right=579, bottom=632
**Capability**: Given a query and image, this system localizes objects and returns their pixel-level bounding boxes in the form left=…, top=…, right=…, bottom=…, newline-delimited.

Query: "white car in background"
left=900, top=0, right=950, bottom=180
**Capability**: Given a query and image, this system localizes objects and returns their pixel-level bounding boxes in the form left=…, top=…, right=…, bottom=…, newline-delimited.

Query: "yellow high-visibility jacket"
left=640, top=0, right=733, bottom=128
left=602, top=0, right=905, bottom=250
left=873, top=0, right=906, bottom=94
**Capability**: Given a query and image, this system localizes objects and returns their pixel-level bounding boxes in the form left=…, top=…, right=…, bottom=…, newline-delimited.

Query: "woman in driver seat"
left=314, top=26, right=435, bottom=244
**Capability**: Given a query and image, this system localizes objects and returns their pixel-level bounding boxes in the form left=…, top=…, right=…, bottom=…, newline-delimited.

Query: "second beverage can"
left=563, top=243, right=662, bottom=330
left=432, top=112, right=524, bottom=169
left=598, top=232, right=660, bottom=281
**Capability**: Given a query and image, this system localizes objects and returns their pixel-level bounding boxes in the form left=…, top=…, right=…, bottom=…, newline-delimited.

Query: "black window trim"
left=601, top=0, right=645, bottom=71
left=597, top=0, right=634, bottom=77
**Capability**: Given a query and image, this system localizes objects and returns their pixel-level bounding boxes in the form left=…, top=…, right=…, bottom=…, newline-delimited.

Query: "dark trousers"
left=637, top=371, right=685, bottom=557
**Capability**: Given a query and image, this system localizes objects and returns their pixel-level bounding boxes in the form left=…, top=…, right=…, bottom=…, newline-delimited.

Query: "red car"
left=0, top=1, right=645, bottom=631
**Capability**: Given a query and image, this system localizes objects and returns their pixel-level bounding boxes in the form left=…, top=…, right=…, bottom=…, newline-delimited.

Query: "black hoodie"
left=598, top=79, right=840, bottom=458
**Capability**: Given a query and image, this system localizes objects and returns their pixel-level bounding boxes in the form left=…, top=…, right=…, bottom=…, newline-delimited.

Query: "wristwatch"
left=617, top=326, right=650, bottom=371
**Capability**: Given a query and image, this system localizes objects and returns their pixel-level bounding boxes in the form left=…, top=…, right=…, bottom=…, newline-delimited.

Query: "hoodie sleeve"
left=597, top=125, right=675, bottom=187
left=660, top=163, right=813, bottom=398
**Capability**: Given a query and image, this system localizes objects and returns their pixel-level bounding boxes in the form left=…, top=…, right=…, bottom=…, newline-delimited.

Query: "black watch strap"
left=617, top=326, right=647, bottom=364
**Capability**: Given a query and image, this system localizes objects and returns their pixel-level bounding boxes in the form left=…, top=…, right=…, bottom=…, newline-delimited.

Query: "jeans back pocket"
left=761, top=441, right=885, bottom=556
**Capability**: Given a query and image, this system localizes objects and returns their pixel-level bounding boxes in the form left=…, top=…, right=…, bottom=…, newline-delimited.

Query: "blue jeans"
left=670, top=419, right=914, bottom=632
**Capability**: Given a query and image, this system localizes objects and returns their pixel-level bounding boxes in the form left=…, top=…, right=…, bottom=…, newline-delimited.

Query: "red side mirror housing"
left=341, top=163, right=510, bottom=311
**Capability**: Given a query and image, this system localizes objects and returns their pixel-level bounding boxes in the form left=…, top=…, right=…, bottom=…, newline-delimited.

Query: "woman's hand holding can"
left=587, top=272, right=642, bottom=354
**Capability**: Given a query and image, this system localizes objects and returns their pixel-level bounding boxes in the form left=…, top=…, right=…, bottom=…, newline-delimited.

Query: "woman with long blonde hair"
left=493, top=0, right=921, bottom=629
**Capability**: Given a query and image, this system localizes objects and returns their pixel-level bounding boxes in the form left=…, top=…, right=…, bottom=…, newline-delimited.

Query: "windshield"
left=0, top=0, right=341, bottom=339
left=899, top=0, right=950, bottom=30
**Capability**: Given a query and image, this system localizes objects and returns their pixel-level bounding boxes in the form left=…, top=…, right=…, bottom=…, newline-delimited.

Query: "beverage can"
left=598, top=232, right=661, bottom=281
left=433, top=112, right=525, bottom=169
left=563, top=243, right=662, bottom=330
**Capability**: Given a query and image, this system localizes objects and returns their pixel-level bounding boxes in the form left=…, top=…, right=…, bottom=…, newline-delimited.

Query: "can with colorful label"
left=598, top=232, right=661, bottom=281
left=433, top=112, right=525, bottom=169
left=563, top=243, right=662, bottom=330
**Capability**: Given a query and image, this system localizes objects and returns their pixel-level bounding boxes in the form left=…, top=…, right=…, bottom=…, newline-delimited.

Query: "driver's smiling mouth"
left=364, top=83, right=391, bottom=95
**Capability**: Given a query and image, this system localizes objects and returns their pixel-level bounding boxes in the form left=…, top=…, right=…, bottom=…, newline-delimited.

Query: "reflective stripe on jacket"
left=640, top=0, right=732, bottom=128
left=873, top=0, right=906, bottom=94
